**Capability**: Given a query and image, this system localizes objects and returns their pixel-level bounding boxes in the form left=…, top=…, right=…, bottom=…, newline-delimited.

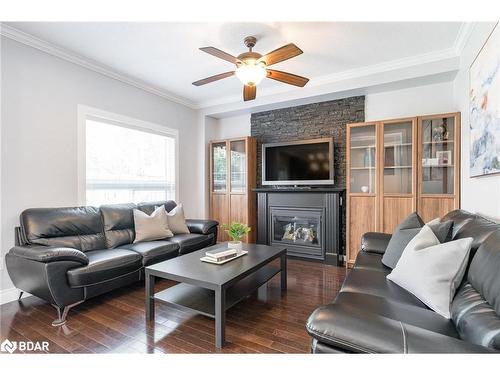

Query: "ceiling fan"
left=192, top=36, right=309, bottom=101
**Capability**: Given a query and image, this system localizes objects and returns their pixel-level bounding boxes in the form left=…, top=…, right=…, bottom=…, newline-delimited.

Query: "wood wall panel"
left=419, top=197, right=456, bottom=223
left=347, top=196, right=376, bottom=266
left=382, top=197, right=414, bottom=234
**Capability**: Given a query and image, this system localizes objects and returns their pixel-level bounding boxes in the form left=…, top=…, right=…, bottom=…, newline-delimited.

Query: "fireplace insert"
left=270, top=208, right=324, bottom=259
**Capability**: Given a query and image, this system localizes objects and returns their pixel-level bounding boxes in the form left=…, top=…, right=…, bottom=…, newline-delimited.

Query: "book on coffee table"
left=205, top=247, right=238, bottom=260
left=200, top=250, right=248, bottom=265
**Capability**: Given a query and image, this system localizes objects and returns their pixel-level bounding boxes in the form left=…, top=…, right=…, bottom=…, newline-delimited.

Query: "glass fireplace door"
left=270, top=208, right=324, bottom=260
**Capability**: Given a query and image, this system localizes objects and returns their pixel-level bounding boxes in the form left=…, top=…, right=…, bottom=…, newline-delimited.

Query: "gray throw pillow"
left=382, top=212, right=424, bottom=269
left=427, top=218, right=454, bottom=243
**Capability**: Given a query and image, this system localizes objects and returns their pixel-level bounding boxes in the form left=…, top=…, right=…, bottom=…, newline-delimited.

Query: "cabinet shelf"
left=384, top=166, right=412, bottom=169
left=384, top=143, right=412, bottom=147
left=350, top=145, right=376, bottom=150
left=351, top=167, right=375, bottom=170
left=422, top=164, right=454, bottom=168
left=423, top=140, right=454, bottom=145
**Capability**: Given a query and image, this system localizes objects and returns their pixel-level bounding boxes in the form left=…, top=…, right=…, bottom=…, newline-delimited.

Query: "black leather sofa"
left=5, top=200, right=218, bottom=326
left=306, top=209, right=500, bottom=353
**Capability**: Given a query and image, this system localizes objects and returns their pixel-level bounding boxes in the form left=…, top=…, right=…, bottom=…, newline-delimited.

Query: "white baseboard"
left=0, top=287, right=31, bottom=305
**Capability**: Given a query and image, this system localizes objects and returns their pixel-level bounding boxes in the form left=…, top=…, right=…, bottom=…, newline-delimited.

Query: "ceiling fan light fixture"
left=235, top=60, right=267, bottom=86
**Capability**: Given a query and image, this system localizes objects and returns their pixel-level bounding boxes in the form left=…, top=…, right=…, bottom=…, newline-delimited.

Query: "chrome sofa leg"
left=18, top=291, right=24, bottom=300
left=51, top=301, right=83, bottom=327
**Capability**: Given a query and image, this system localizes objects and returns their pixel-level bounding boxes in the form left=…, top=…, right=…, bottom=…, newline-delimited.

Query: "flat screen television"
left=262, top=138, right=334, bottom=185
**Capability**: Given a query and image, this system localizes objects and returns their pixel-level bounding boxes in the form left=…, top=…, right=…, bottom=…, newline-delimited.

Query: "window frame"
left=77, top=105, right=179, bottom=206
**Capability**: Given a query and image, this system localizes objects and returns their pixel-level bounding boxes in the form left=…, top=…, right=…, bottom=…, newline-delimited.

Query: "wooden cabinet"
left=346, top=113, right=460, bottom=267
left=346, top=123, right=379, bottom=266
left=417, top=113, right=461, bottom=222
left=209, top=137, right=257, bottom=243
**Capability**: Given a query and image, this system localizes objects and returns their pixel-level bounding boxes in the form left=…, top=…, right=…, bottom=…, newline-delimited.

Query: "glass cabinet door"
left=420, top=116, right=455, bottom=194
left=230, top=140, right=246, bottom=192
left=349, top=125, right=377, bottom=193
left=212, top=142, right=227, bottom=192
left=383, top=121, right=413, bottom=194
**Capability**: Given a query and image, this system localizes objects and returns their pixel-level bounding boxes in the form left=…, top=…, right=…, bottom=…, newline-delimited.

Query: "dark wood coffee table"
left=145, top=243, right=287, bottom=348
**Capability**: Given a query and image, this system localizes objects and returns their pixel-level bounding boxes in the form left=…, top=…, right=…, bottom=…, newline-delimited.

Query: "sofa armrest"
left=306, top=303, right=493, bottom=353
left=186, top=219, right=218, bottom=235
left=9, top=245, right=89, bottom=265
left=361, top=232, right=392, bottom=255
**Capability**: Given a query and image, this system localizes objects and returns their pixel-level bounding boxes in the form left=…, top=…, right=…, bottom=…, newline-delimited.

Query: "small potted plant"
left=221, top=222, right=251, bottom=252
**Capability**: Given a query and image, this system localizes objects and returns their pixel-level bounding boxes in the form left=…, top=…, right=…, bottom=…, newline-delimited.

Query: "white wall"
left=0, top=37, right=201, bottom=299
left=453, top=23, right=500, bottom=221
left=209, top=114, right=251, bottom=140
left=365, top=81, right=455, bottom=121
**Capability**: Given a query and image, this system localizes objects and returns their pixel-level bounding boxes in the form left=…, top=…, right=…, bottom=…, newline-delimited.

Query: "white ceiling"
left=6, top=22, right=464, bottom=108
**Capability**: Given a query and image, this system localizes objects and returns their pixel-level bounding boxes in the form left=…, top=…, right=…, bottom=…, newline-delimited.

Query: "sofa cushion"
left=442, top=209, right=476, bottom=238
left=451, top=282, right=500, bottom=350
left=467, top=230, right=500, bottom=315
left=67, top=249, right=142, bottom=287
left=100, top=203, right=137, bottom=248
left=306, top=302, right=490, bottom=353
left=169, top=233, right=214, bottom=255
left=21, top=206, right=105, bottom=251
left=453, top=216, right=499, bottom=259
left=382, top=212, right=424, bottom=268
left=353, top=251, right=390, bottom=274
left=340, top=268, right=426, bottom=307
left=335, top=292, right=459, bottom=337
left=119, top=240, right=179, bottom=266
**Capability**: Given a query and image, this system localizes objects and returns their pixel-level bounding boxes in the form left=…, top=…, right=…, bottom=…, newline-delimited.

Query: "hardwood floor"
left=0, top=259, right=346, bottom=354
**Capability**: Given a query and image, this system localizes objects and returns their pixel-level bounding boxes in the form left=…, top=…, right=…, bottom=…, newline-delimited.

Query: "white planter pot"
left=228, top=241, right=243, bottom=253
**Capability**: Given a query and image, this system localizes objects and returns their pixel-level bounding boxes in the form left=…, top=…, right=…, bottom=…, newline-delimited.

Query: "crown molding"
left=0, top=23, right=197, bottom=109
left=453, top=22, right=476, bottom=55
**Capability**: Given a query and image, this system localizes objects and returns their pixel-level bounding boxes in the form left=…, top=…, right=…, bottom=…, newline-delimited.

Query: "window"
left=81, top=110, right=177, bottom=207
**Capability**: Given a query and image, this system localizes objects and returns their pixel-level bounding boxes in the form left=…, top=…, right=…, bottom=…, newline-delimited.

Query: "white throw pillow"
left=387, top=227, right=473, bottom=319
left=133, top=205, right=173, bottom=243
left=167, top=203, right=190, bottom=234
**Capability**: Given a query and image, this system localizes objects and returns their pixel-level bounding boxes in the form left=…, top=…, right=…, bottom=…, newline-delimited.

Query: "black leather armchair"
left=6, top=201, right=218, bottom=326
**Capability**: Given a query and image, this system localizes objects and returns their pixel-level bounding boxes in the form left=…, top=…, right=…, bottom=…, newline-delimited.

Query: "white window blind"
left=85, top=119, right=176, bottom=206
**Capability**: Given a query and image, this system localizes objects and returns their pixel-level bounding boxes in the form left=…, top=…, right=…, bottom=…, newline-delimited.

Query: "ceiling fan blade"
left=259, top=43, right=303, bottom=66
left=266, top=69, right=309, bottom=87
left=199, top=47, right=239, bottom=64
left=243, top=85, right=256, bottom=101
left=192, top=71, right=235, bottom=86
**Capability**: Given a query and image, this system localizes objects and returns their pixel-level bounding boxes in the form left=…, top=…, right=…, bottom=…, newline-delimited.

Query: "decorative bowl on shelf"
left=361, top=186, right=369, bottom=193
